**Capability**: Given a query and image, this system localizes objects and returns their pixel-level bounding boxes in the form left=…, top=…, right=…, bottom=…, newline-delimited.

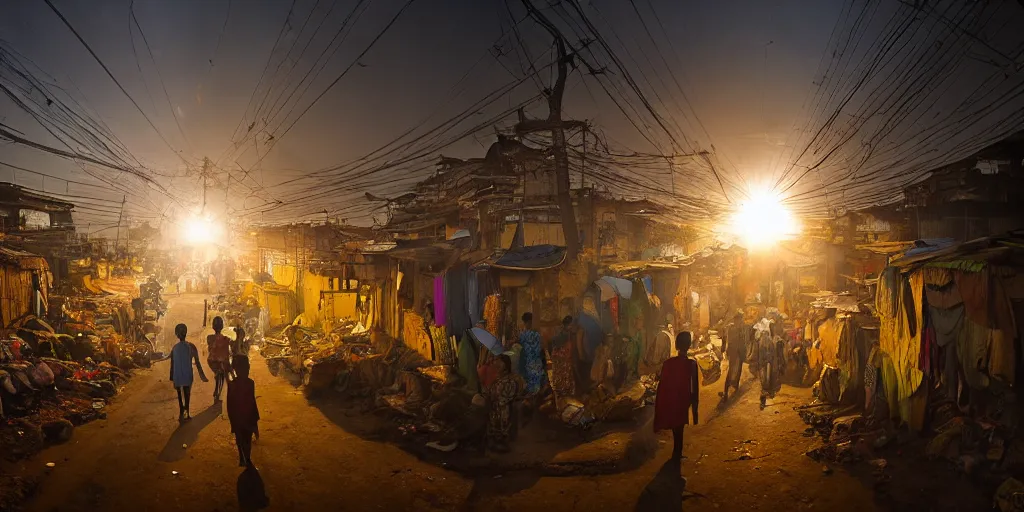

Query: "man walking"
left=720, top=311, right=748, bottom=402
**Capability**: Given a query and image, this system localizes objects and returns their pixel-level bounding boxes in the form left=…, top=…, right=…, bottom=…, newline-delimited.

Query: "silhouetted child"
left=653, top=331, right=700, bottom=460
left=169, top=323, right=208, bottom=421
left=227, top=355, right=260, bottom=467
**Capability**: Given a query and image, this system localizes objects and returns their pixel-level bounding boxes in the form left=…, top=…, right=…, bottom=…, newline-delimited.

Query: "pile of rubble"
left=61, top=294, right=155, bottom=368
left=1, top=334, right=129, bottom=459
left=260, top=321, right=376, bottom=394
left=798, top=398, right=1024, bottom=509
left=1, top=280, right=159, bottom=462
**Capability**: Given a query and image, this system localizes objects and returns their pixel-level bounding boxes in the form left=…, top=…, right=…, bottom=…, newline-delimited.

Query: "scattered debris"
left=994, top=478, right=1024, bottom=512
left=724, top=453, right=772, bottom=463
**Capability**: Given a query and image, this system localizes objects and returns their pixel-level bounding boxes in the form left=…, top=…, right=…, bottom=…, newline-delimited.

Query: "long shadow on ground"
left=635, top=459, right=686, bottom=511
left=157, top=403, right=221, bottom=462
left=237, top=466, right=270, bottom=511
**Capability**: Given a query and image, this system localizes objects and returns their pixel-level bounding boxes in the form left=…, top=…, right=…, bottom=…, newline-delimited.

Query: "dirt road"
left=7, top=295, right=988, bottom=511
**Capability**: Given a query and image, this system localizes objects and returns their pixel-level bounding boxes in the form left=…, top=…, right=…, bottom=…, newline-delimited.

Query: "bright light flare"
left=727, top=190, right=799, bottom=249
left=182, top=215, right=221, bottom=245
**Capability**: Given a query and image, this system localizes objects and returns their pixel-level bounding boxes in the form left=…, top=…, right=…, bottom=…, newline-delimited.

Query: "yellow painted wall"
left=326, top=292, right=357, bottom=320
left=272, top=264, right=298, bottom=291
left=301, top=269, right=323, bottom=324
left=266, top=292, right=295, bottom=327
left=298, top=269, right=359, bottom=329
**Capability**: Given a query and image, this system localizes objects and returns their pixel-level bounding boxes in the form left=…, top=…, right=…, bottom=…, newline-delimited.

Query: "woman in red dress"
left=653, top=331, right=700, bottom=460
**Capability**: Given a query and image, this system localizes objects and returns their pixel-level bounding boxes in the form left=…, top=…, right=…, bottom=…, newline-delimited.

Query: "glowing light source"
left=182, top=215, right=221, bottom=245
left=727, top=190, right=799, bottom=249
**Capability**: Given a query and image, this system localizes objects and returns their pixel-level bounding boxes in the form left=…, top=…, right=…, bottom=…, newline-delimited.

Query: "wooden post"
left=114, top=196, right=126, bottom=252
left=521, top=0, right=581, bottom=259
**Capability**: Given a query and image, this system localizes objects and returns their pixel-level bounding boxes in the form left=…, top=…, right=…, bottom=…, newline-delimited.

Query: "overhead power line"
left=42, top=0, right=190, bottom=165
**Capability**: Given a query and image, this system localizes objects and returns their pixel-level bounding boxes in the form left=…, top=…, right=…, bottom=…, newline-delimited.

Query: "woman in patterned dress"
left=518, top=312, right=548, bottom=423
left=518, top=313, right=547, bottom=394
left=549, top=316, right=577, bottom=407
left=487, top=354, right=523, bottom=452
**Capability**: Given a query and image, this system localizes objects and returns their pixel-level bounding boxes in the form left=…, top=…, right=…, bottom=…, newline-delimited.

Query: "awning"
left=0, top=246, right=48, bottom=271
left=891, top=233, right=1024, bottom=269
left=595, top=276, right=632, bottom=301
left=484, top=244, right=567, bottom=271
left=857, top=238, right=956, bottom=257
left=804, top=291, right=861, bottom=313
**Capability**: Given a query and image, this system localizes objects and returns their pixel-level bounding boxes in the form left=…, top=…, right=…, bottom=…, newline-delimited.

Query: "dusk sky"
left=2, top=0, right=1022, bottom=231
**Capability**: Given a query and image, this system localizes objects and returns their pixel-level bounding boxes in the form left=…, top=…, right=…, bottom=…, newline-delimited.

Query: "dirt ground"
left=2, top=294, right=994, bottom=511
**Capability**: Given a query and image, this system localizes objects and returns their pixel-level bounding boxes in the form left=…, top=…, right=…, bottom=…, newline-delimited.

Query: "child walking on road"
left=653, top=331, right=700, bottom=461
left=169, top=323, right=208, bottom=421
left=207, top=316, right=232, bottom=401
left=228, top=355, right=260, bottom=467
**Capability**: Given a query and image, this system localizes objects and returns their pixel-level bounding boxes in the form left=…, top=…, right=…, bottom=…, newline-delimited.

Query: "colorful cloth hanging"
left=433, top=276, right=447, bottom=327
left=878, top=269, right=924, bottom=404
left=929, top=304, right=964, bottom=347
left=483, top=294, right=501, bottom=337
left=429, top=325, right=456, bottom=365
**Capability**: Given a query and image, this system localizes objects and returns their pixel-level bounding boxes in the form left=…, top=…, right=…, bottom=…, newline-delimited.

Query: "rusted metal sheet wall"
left=0, top=265, right=43, bottom=327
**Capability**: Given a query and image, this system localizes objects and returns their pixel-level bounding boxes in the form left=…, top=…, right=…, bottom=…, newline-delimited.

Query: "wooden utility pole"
left=519, top=0, right=582, bottom=258
left=201, top=157, right=210, bottom=214
left=114, top=195, right=126, bottom=251
left=581, top=129, right=587, bottom=189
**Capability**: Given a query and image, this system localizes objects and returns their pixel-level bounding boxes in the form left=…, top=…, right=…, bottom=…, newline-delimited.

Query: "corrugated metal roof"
left=0, top=245, right=48, bottom=270
left=891, top=231, right=1024, bottom=269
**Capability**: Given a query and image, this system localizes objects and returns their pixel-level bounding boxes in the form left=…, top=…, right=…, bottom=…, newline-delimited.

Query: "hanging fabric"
left=875, top=267, right=901, bottom=319
left=955, top=267, right=1016, bottom=334
left=878, top=270, right=924, bottom=404
left=919, top=325, right=935, bottom=376
left=433, top=275, right=447, bottom=327
left=958, top=319, right=991, bottom=390
left=838, top=317, right=858, bottom=371
left=929, top=304, right=964, bottom=347
left=957, top=269, right=991, bottom=328
left=925, top=282, right=963, bottom=310
left=922, top=267, right=954, bottom=287
left=445, top=265, right=471, bottom=342
left=483, top=294, right=501, bottom=339
left=467, top=271, right=480, bottom=326
left=880, top=351, right=899, bottom=421
left=430, top=325, right=456, bottom=365
left=988, top=327, right=1015, bottom=386
left=816, top=318, right=843, bottom=367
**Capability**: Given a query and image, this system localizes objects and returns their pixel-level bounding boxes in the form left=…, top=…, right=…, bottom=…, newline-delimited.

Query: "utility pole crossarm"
left=514, top=118, right=588, bottom=134
left=520, top=0, right=583, bottom=258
